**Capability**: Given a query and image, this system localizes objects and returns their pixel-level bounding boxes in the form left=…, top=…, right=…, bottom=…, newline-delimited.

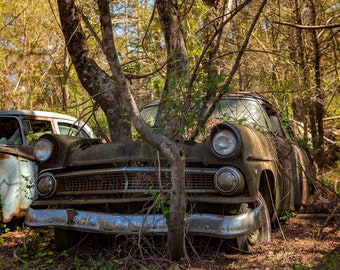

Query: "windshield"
left=0, top=117, right=23, bottom=145
left=141, top=98, right=269, bottom=131
left=214, top=98, right=268, bottom=131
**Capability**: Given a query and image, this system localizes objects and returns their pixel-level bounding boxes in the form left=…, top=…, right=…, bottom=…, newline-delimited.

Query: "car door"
left=0, top=116, right=36, bottom=222
left=264, top=106, right=304, bottom=213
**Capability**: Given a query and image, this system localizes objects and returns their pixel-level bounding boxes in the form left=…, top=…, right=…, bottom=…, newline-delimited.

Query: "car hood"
left=39, top=123, right=275, bottom=169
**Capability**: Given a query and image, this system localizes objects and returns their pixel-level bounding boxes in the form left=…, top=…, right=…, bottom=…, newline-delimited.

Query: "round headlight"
left=34, top=138, right=54, bottom=163
left=214, top=167, right=245, bottom=195
left=36, top=173, right=57, bottom=198
left=211, top=129, right=238, bottom=157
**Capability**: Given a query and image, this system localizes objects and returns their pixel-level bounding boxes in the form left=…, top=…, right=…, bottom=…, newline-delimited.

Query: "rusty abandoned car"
left=25, top=93, right=316, bottom=251
left=0, top=110, right=96, bottom=223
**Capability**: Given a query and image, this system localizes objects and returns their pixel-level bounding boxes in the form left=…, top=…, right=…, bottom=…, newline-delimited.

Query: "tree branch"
left=273, top=21, right=340, bottom=29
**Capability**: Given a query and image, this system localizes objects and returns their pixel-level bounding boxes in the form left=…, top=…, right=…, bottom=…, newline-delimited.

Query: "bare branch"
left=273, top=21, right=340, bottom=29
left=78, top=9, right=103, bottom=50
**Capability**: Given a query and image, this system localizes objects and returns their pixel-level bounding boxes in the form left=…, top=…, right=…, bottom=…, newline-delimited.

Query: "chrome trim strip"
left=55, top=167, right=219, bottom=177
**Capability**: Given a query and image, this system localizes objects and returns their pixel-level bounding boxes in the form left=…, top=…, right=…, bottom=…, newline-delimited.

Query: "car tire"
left=54, top=228, right=81, bottom=250
left=236, top=192, right=271, bottom=252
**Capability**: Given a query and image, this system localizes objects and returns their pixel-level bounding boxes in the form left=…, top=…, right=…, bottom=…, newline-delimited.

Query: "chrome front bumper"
left=25, top=203, right=265, bottom=238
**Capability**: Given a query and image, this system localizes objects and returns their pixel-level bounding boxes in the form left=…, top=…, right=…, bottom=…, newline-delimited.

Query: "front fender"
left=0, top=153, right=36, bottom=222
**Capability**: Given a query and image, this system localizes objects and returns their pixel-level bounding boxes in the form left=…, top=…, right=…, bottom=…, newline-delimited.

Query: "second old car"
left=0, top=110, right=96, bottom=223
left=25, top=93, right=316, bottom=251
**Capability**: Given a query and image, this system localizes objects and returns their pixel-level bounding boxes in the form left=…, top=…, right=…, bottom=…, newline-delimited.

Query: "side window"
left=58, top=122, right=90, bottom=138
left=23, top=120, right=53, bottom=145
left=0, top=117, right=23, bottom=145
left=265, top=108, right=285, bottom=137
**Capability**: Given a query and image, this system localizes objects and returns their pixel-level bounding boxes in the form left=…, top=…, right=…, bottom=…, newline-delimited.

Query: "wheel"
left=54, top=228, right=81, bottom=250
left=236, top=193, right=271, bottom=252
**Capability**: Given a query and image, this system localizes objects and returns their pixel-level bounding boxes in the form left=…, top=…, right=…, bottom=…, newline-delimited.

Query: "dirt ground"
left=1, top=182, right=339, bottom=270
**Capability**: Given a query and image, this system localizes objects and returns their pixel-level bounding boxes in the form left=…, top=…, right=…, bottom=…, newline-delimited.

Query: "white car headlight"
left=212, top=129, right=237, bottom=156
left=33, top=138, right=54, bottom=163
left=211, top=123, right=240, bottom=158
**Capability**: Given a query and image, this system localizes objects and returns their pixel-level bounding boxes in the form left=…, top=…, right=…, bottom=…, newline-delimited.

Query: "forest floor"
left=1, top=170, right=339, bottom=270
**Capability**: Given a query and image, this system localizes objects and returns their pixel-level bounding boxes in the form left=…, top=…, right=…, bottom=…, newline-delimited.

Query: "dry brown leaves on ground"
left=0, top=182, right=339, bottom=270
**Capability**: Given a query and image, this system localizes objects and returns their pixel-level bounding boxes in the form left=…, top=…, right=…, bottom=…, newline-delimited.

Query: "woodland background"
left=1, top=1, right=339, bottom=158
left=0, top=0, right=339, bottom=268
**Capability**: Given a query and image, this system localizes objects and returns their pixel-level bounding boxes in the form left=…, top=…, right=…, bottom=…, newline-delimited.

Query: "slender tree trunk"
left=294, top=0, right=309, bottom=140
left=308, top=0, right=324, bottom=164
left=155, top=0, right=189, bottom=259
left=97, top=0, right=188, bottom=259
left=155, top=0, right=189, bottom=138
left=61, top=48, right=69, bottom=113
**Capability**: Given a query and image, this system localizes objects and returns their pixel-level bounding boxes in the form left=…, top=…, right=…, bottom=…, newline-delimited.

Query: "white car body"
left=0, top=110, right=96, bottom=222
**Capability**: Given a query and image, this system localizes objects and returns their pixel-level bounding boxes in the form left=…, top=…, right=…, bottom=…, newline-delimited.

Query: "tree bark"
left=154, top=0, right=189, bottom=259
left=294, top=0, right=310, bottom=140
left=57, top=0, right=131, bottom=141
left=155, top=0, right=189, bottom=139
left=308, top=0, right=325, bottom=164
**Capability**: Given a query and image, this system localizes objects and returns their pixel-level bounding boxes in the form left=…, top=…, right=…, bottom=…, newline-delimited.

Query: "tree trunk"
left=155, top=0, right=189, bottom=259
left=167, top=152, right=186, bottom=260
left=57, top=0, right=131, bottom=141
left=155, top=0, right=189, bottom=139
left=308, top=0, right=325, bottom=164
left=294, top=0, right=310, bottom=140
left=97, top=0, right=188, bottom=259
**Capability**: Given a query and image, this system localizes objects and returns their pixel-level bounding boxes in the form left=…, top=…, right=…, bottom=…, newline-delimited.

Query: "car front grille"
left=55, top=167, right=218, bottom=196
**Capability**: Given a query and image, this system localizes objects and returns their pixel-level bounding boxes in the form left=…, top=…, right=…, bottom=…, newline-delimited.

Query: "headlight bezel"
left=210, top=123, right=241, bottom=158
left=214, top=166, right=245, bottom=196
left=36, top=173, right=58, bottom=198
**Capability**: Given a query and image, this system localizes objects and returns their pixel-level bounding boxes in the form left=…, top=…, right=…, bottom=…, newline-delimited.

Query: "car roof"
left=0, top=110, right=81, bottom=122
